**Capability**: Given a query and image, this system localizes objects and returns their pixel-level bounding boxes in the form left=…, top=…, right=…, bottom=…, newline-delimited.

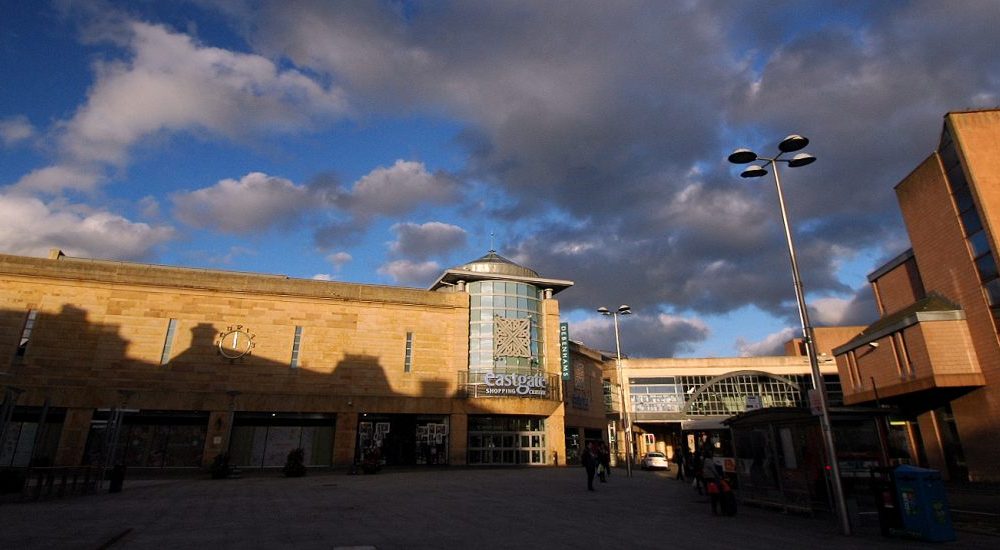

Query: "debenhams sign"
left=483, top=373, right=548, bottom=397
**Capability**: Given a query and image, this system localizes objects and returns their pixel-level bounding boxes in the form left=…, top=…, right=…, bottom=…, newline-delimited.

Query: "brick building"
left=833, top=109, right=1000, bottom=481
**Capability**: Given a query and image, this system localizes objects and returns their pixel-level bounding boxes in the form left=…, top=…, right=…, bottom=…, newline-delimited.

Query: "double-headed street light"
left=728, top=135, right=851, bottom=535
left=598, top=304, right=633, bottom=478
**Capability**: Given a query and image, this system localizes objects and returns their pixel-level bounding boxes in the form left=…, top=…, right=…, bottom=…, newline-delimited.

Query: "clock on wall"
left=217, top=325, right=256, bottom=359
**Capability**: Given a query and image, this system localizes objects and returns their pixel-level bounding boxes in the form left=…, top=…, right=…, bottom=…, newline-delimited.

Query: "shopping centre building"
left=0, top=249, right=614, bottom=470
left=5, top=109, right=999, bottom=483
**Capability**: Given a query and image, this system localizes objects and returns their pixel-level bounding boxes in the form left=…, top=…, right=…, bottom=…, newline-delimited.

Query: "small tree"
left=283, top=448, right=307, bottom=477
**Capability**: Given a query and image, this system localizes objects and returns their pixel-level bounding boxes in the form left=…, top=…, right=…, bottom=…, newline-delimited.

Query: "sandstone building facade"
left=0, top=250, right=606, bottom=470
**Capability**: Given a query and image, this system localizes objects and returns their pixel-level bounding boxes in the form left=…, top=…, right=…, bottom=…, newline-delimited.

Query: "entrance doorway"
left=467, top=416, right=547, bottom=465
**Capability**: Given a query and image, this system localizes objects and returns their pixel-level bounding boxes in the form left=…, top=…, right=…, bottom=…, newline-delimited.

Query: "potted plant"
left=283, top=448, right=307, bottom=477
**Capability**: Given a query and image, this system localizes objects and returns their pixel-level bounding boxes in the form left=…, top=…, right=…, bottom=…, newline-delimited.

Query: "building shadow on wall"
left=1, top=305, right=459, bottom=469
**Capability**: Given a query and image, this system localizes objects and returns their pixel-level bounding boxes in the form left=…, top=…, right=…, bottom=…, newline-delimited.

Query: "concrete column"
left=449, top=413, right=467, bottom=465
left=917, top=411, right=947, bottom=478
left=334, top=412, right=358, bottom=467
left=54, top=407, right=93, bottom=466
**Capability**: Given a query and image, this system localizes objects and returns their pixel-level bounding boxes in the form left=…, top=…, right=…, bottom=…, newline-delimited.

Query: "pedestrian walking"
left=695, top=449, right=719, bottom=495
left=582, top=443, right=597, bottom=491
left=707, top=478, right=721, bottom=515
left=674, top=448, right=686, bottom=481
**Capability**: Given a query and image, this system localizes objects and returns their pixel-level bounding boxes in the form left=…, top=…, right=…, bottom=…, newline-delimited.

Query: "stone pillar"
left=449, top=413, right=467, bottom=465
left=334, top=412, right=358, bottom=467
left=202, top=411, right=231, bottom=467
left=917, top=411, right=947, bottom=478
left=546, top=410, right=566, bottom=466
left=54, top=407, right=93, bottom=466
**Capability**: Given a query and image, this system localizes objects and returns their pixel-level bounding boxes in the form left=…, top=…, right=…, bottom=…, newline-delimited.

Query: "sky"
left=2, top=0, right=999, bottom=359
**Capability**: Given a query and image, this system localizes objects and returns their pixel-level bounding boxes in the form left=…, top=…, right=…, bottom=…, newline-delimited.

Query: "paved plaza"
left=1, top=467, right=996, bottom=549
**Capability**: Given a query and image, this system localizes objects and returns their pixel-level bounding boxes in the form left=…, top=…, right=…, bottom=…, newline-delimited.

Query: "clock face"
left=217, top=326, right=255, bottom=359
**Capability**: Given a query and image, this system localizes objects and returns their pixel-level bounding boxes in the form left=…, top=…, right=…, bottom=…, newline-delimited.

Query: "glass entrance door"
left=467, top=416, right=547, bottom=465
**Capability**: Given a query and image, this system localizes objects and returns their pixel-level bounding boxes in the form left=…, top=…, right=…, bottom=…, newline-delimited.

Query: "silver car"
left=640, top=451, right=670, bottom=470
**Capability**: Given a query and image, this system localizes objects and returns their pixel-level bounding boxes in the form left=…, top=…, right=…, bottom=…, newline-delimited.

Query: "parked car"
left=640, top=451, right=670, bottom=470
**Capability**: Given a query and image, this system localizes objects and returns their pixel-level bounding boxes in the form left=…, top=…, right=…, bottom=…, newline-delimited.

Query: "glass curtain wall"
left=467, top=280, right=543, bottom=373
left=629, top=374, right=815, bottom=417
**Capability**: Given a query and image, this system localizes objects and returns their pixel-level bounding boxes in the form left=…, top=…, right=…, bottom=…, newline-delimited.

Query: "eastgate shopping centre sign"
left=483, top=373, right=549, bottom=397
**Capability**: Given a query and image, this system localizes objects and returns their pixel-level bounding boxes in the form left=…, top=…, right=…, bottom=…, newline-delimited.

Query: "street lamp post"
left=728, top=135, right=851, bottom=535
left=598, top=305, right=633, bottom=478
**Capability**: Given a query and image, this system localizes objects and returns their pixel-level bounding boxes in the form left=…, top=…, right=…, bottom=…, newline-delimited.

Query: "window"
left=290, top=326, right=303, bottom=369
left=404, top=332, right=413, bottom=372
left=941, top=136, right=1000, bottom=334
left=160, top=319, right=178, bottom=365
left=15, top=309, right=38, bottom=360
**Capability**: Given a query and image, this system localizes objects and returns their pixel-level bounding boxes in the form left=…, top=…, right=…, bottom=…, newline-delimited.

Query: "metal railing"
left=20, top=466, right=98, bottom=501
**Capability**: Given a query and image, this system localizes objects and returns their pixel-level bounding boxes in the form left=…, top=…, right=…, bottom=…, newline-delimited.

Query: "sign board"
left=745, top=395, right=762, bottom=411
left=559, top=323, right=571, bottom=380
left=483, top=373, right=548, bottom=397
left=808, top=389, right=823, bottom=416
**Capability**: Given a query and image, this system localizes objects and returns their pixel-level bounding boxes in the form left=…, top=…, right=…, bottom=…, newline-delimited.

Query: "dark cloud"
left=204, top=1, right=999, bottom=355
left=570, top=312, right=710, bottom=359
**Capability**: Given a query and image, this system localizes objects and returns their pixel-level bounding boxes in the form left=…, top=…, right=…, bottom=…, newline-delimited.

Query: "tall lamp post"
left=728, top=135, right=851, bottom=535
left=598, top=305, right=633, bottom=477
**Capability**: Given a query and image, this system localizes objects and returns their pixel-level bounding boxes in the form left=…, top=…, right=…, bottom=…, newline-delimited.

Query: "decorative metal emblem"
left=494, top=315, right=530, bottom=358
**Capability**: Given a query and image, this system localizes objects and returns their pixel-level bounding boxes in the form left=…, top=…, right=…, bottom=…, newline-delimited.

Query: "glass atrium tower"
left=430, top=251, right=573, bottom=376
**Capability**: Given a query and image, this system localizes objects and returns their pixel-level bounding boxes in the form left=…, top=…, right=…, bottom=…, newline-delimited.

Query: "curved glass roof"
left=457, top=250, right=540, bottom=278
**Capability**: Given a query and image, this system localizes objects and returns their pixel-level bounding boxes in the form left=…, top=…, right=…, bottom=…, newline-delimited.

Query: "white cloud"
left=388, top=221, right=466, bottom=259
left=377, top=259, right=441, bottom=286
left=312, top=273, right=334, bottom=281
left=326, top=251, right=353, bottom=268
left=736, top=328, right=797, bottom=357
left=0, top=193, right=174, bottom=259
left=171, top=172, right=315, bottom=233
left=338, top=160, right=458, bottom=218
left=12, top=165, right=103, bottom=194
left=809, top=296, right=852, bottom=325
left=0, top=116, right=35, bottom=146
left=21, top=19, right=349, bottom=196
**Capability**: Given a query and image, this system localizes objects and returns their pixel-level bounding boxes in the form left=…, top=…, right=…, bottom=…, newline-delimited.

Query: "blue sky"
left=2, top=0, right=998, bottom=358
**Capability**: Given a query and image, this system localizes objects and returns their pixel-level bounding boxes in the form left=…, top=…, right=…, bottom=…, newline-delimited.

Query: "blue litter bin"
left=893, top=465, right=955, bottom=542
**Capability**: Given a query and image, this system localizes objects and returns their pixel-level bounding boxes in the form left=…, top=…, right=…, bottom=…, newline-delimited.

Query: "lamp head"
left=787, top=152, right=816, bottom=168
left=778, top=134, right=809, bottom=152
left=597, top=307, right=610, bottom=316
left=740, top=165, right=768, bottom=178
left=618, top=305, right=632, bottom=315
left=727, top=148, right=757, bottom=164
